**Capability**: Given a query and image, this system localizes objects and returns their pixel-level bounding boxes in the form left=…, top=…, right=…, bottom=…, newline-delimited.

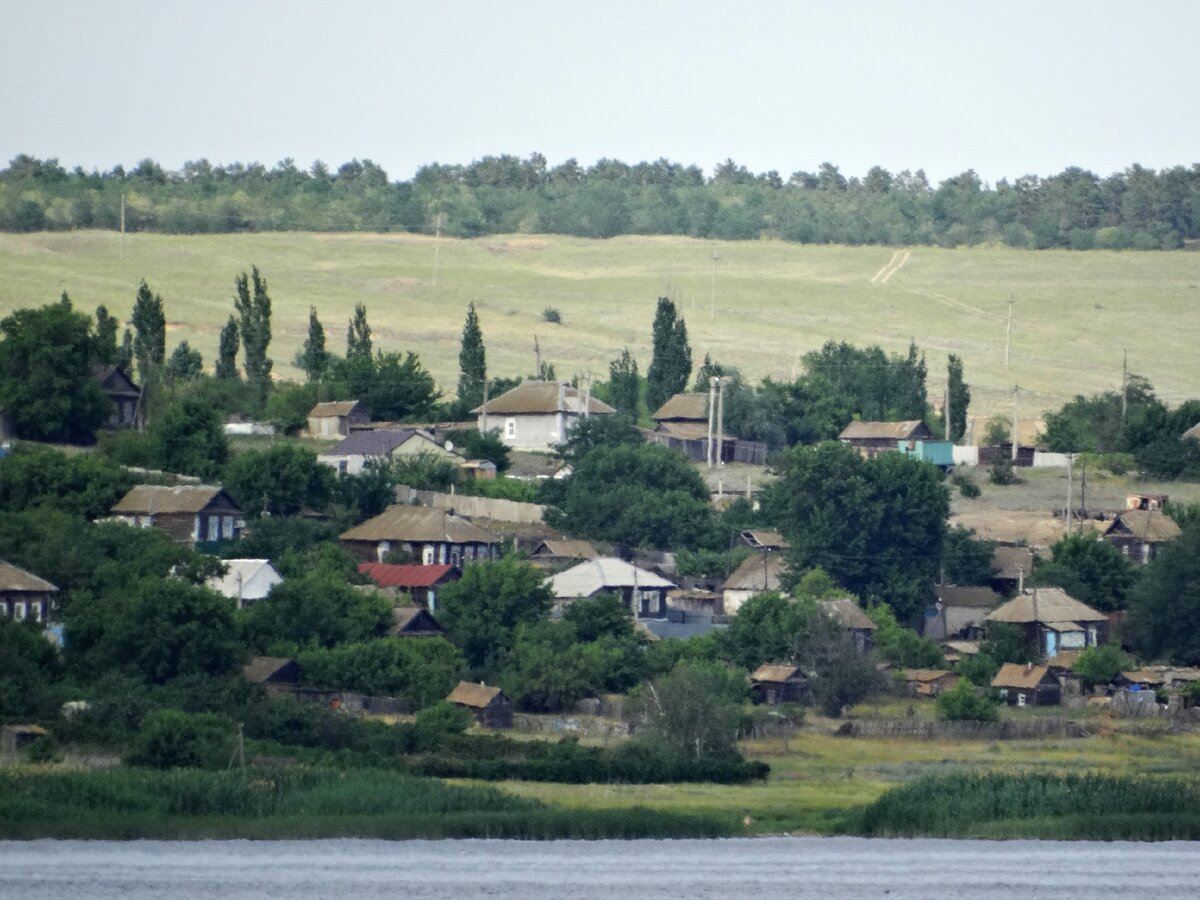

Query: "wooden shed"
left=750, top=664, right=808, bottom=705
left=902, top=669, right=960, bottom=698
left=306, top=400, right=370, bottom=438
left=992, top=662, right=1061, bottom=707
left=2, top=724, right=48, bottom=753
left=447, top=681, right=513, bottom=729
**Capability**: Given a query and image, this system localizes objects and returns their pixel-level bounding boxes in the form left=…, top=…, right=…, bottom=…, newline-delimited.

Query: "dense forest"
left=2, top=153, right=1198, bottom=249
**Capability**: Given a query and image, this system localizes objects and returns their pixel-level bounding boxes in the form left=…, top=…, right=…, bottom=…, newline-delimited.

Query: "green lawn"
left=2, top=231, right=1198, bottom=418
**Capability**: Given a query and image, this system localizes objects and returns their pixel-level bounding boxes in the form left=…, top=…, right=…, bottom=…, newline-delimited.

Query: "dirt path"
left=870, top=249, right=910, bottom=283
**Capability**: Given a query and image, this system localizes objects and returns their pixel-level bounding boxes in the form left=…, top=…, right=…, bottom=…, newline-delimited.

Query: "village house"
left=529, top=538, right=599, bottom=569
left=545, top=557, right=675, bottom=619
left=838, top=420, right=934, bottom=459
left=387, top=604, right=446, bottom=638
left=721, top=553, right=786, bottom=615
left=447, top=681, right=514, bottom=729
left=1103, top=509, right=1181, bottom=565
left=923, top=584, right=1001, bottom=641
left=205, top=558, right=282, bottom=608
left=110, top=485, right=244, bottom=546
left=738, top=530, right=790, bottom=552
left=985, top=587, right=1108, bottom=659
left=340, top=506, right=499, bottom=566
left=0, top=560, right=58, bottom=624
left=306, top=400, right=370, bottom=438
left=471, top=380, right=615, bottom=452
left=357, top=562, right=460, bottom=611
left=317, top=428, right=458, bottom=476
left=990, top=545, right=1035, bottom=595
left=902, top=669, right=960, bottom=698
left=992, top=662, right=1061, bottom=707
left=820, top=597, right=878, bottom=654
left=751, top=664, right=808, bottom=705
left=241, top=656, right=302, bottom=695
left=645, top=392, right=768, bottom=465
left=91, top=364, right=140, bottom=430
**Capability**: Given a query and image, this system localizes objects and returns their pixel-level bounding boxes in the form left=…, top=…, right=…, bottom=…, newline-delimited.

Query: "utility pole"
left=944, top=388, right=951, bottom=441
left=1005, top=298, right=1014, bottom=370
left=431, top=212, right=445, bottom=288
left=710, top=251, right=720, bottom=318
left=706, top=376, right=717, bottom=468
left=1080, top=459, right=1087, bottom=516
left=1011, top=385, right=1020, bottom=462
left=1066, top=453, right=1074, bottom=535
left=119, top=192, right=126, bottom=260
left=480, top=378, right=491, bottom=434
left=715, top=375, right=726, bottom=465
left=1120, top=348, right=1128, bottom=428
left=583, top=370, right=592, bottom=419
left=534, top=335, right=542, bottom=378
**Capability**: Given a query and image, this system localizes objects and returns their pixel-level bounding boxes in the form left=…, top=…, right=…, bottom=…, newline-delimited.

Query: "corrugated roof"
left=1105, top=510, right=1183, bottom=543
left=324, top=428, right=428, bottom=458
left=546, top=557, right=675, bottom=598
left=935, top=584, right=1001, bottom=608
left=986, top=588, right=1106, bottom=624
left=340, top=506, right=499, bottom=544
left=722, top=554, right=786, bottom=593
left=447, top=681, right=505, bottom=708
left=992, top=546, right=1035, bottom=581
left=821, top=597, right=877, bottom=631
left=112, top=485, right=233, bottom=515
left=359, top=562, right=457, bottom=588
left=309, top=400, right=365, bottom=417
left=651, top=393, right=709, bottom=422
left=0, top=560, right=57, bottom=594
left=751, top=664, right=802, bottom=682
left=741, top=530, right=790, bottom=550
left=472, top=380, right=616, bottom=416
left=992, top=662, right=1053, bottom=690
left=839, top=420, right=928, bottom=441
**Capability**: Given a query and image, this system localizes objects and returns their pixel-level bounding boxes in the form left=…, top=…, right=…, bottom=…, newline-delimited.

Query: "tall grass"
left=0, top=767, right=731, bottom=840
left=857, top=772, right=1200, bottom=840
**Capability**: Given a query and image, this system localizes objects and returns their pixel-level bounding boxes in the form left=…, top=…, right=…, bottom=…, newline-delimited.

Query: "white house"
left=545, top=557, right=675, bottom=619
left=721, top=554, right=786, bottom=615
left=317, top=428, right=459, bottom=475
left=205, top=559, right=283, bottom=609
left=471, top=381, right=615, bottom=452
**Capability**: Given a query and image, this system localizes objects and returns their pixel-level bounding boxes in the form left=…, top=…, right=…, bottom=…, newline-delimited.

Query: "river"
left=2, top=837, right=1198, bottom=899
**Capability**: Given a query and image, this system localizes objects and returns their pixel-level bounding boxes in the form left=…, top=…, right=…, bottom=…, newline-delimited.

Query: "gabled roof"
left=388, top=605, right=445, bottom=636
left=91, top=364, right=140, bottom=397
left=943, top=640, right=981, bottom=657
left=935, top=584, right=1001, bottom=608
left=992, top=662, right=1054, bottom=690
left=1104, top=510, right=1183, bottom=544
left=340, top=506, right=499, bottom=544
left=651, top=393, right=709, bottom=422
left=112, top=485, right=238, bottom=515
left=531, top=539, right=598, bottom=560
left=751, top=664, right=803, bottom=683
left=242, top=656, right=297, bottom=683
left=992, top=545, right=1034, bottom=581
left=839, top=420, right=930, bottom=441
left=546, top=557, right=675, bottom=599
left=0, top=560, right=57, bottom=594
left=1182, top=423, right=1200, bottom=441
left=903, top=669, right=955, bottom=683
left=472, top=380, right=615, bottom=416
left=986, top=588, right=1107, bottom=625
left=324, top=428, right=436, bottom=458
left=741, top=530, right=790, bottom=551
left=821, top=597, right=877, bottom=631
left=722, top=553, right=786, bottom=593
left=205, top=559, right=281, bottom=600
left=358, top=562, right=458, bottom=589
left=447, top=681, right=507, bottom=708
left=309, top=400, right=367, bottom=418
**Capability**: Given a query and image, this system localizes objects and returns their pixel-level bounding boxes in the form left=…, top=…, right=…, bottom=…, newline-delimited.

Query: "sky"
left=3, top=0, right=1197, bottom=185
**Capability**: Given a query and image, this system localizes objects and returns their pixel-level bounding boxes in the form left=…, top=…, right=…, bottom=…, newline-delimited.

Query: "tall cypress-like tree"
left=608, top=348, right=640, bottom=419
left=116, top=328, right=135, bottom=374
left=234, top=267, right=272, bottom=399
left=346, top=303, right=372, bottom=358
left=216, top=316, right=240, bottom=379
left=646, top=297, right=692, bottom=412
left=947, top=354, right=970, bottom=442
left=130, top=279, right=166, bottom=383
left=457, top=303, right=486, bottom=408
left=300, top=307, right=328, bottom=382
left=94, top=305, right=119, bottom=365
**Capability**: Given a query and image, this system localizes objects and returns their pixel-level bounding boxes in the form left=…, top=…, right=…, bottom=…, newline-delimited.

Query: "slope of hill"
left=1, top=231, right=1197, bottom=418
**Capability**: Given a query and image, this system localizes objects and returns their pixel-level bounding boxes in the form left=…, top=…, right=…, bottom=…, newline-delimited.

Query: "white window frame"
left=505, top=418, right=516, bottom=439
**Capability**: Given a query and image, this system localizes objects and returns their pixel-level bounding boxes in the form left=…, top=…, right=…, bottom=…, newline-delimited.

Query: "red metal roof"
left=358, top=562, right=457, bottom=589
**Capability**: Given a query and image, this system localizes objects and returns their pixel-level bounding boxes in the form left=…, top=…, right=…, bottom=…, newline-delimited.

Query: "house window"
left=14, top=602, right=26, bottom=621
left=422, top=546, right=435, bottom=565
left=505, top=418, right=516, bottom=439
left=31, top=602, right=42, bottom=622
left=1017, top=693, right=1027, bottom=707
left=208, top=515, right=220, bottom=540
left=223, top=516, right=235, bottom=539
left=338, top=460, right=348, bottom=476
left=450, top=547, right=462, bottom=567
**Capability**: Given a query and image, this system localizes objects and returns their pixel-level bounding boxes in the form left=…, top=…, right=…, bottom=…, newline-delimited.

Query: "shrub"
left=26, top=734, right=61, bottom=764
left=542, top=307, right=562, bottom=324
left=988, top=459, right=1018, bottom=485
left=950, top=472, right=981, bottom=498
left=126, top=709, right=236, bottom=769
left=1071, top=644, right=1132, bottom=688
left=935, top=679, right=999, bottom=721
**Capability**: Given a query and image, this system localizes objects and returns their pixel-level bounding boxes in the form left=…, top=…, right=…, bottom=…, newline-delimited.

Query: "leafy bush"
left=126, top=709, right=236, bottom=769
left=542, top=307, right=562, bottom=324
left=1071, top=643, right=1132, bottom=687
left=955, top=651, right=999, bottom=687
left=988, top=459, right=1018, bottom=485
left=951, top=472, right=981, bottom=498
left=935, top=679, right=998, bottom=721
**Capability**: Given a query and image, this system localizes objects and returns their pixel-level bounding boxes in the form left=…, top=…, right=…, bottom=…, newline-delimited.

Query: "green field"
left=2, top=231, right=1198, bottom=418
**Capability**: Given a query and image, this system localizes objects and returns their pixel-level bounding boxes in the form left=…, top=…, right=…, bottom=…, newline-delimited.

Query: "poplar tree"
left=947, top=354, right=970, bottom=442
left=94, top=305, right=119, bottom=365
left=234, top=266, right=272, bottom=401
left=300, top=307, right=328, bottom=382
left=130, top=279, right=166, bottom=383
left=646, top=297, right=692, bottom=412
left=216, top=316, right=240, bottom=379
left=116, top=328, right=134, bottom=374
left=608, top=348, right=640, bottom=419
left=346, top=303, right=372, bottom=358
left=457, top=303, right=486, bottom=408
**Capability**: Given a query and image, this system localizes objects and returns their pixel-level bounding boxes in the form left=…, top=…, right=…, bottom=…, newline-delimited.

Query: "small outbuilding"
left=750, top=664, right=808, bottom=705
left=1103, top=510, right=1181, bottom=565
left=992, top=662, right=1061, bottom=707
left=318, top=427, right=458, bottom=476
left=902, top=669, right=960, bottom=698
left=1, top=724, right=48, bottom=753
left=545, top=557, right=675, bottom=619
left=306, top=400, right=370, bottom=438
left=820, top=597, right=878, bottom=654
left=721, top=554, right=786, bottom=616
left=447, top=681, right=513, bottom=729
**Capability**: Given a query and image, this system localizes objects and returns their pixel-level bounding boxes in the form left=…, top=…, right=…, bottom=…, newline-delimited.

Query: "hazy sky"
left=4, top=1, right=1197, bottom=184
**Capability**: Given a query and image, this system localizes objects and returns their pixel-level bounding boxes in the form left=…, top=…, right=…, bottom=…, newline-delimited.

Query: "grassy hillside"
left=1, top=231, right=1198, bottom=418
